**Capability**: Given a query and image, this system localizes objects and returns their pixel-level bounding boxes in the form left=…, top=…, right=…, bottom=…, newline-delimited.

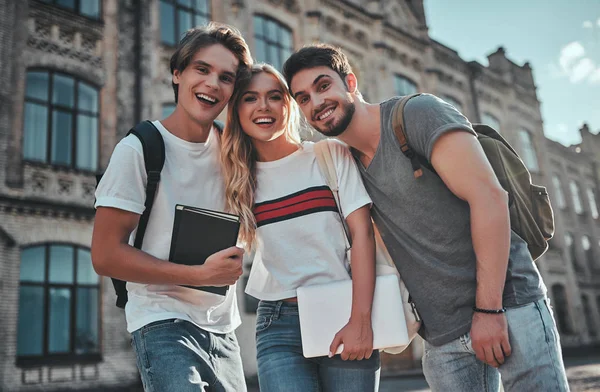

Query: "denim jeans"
left=422, top=298, right=569, bottom=392
left=256, top=300, right=380, bottom=392
left=131, top=319, right=246, bottom=392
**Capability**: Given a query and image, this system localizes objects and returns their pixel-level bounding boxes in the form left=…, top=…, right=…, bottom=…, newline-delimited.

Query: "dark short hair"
left=170, top=22, right=253, bottom=103
left=282, top=44, right=353, bottom=92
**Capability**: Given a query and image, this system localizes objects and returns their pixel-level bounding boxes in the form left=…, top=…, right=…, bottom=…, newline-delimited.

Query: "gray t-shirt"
left=355, top=94, right=546, bottom=346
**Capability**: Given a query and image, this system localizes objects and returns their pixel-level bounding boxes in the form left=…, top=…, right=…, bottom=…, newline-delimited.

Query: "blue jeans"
left=256, top=300, right=381, bottom=392
left=422, top=298, right=569, bottom=392
left=131, top=319, right=246, bottom=392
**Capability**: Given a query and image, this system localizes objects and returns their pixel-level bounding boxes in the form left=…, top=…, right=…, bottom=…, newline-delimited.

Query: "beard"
left=316, top=100, right=356, bottom=137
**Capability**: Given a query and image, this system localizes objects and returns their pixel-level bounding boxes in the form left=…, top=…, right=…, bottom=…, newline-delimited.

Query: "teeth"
left=196, top=93, right=216, bottom=103
left=319, top=109, right=334, bottom=120
left=255, top=118, right=274, bottom=124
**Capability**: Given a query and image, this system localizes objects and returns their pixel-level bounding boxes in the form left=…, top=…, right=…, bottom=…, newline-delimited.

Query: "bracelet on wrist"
left=473, top=306, right=506, bottom=314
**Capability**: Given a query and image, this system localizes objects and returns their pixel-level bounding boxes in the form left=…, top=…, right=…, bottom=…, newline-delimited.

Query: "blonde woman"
left=220, top=63, right=380, bottom=391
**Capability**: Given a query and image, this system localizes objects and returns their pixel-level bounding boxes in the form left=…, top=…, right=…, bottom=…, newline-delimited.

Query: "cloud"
left=554, top=41, right=600, bottom=84
left=559, top=42, right=585, bottom=72
left=589, top=68, right=600, bottom=83
left=583, top=20, right=593, bottom=29
left=569, top=58, right=595, bottom=82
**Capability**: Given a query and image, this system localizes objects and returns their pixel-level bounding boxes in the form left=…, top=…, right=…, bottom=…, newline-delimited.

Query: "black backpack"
left=96, top=120, right=224, bottom=308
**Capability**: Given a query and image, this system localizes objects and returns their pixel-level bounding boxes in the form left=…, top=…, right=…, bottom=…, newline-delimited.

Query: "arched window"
left=160, top=0, right=211, bottom=46
left=394, top=75, right=417, bottom=96
left=517, top=128, right=539, bottom=172
left=39, top=0, right=101, bottom=19
left=565, top=232, right=581, bottom=271
left=587, top=188, right=599, bottom=219
left=441, top=94, right=463, bottom=113
left=23, top=70, right=99, bottom=171
left=569, top=180, right=584, bottom=215
left=582, top=235, right=594, bottom=268
left=582, top=295, right=597, bottom=338
left=551, top=284, right=572, bottom=334
left=552, top=175, right=567, bottom=209
left=481, top=112, right=501, bottom=133
left=253, top=15, right=293, bottom=71
left=17, top=244, right=100, bottom=365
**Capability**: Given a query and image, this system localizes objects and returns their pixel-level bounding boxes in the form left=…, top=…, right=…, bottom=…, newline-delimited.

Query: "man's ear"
left=345, top=73, right=358, bottom=94
left=173, top=69, right=181, bottom=85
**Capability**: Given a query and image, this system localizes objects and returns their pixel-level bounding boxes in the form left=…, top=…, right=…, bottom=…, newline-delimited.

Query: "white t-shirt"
left=95, top=120, right=240, bottom=334
left=245, top=140, right=372, bottom=300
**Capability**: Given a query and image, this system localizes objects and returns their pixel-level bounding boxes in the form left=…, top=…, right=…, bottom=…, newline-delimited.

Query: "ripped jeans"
left=131, top=319, right=246, bottom=392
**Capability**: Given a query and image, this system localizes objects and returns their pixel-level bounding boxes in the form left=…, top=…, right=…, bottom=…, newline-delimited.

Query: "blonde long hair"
left=221, top=63, right=302, bottom=249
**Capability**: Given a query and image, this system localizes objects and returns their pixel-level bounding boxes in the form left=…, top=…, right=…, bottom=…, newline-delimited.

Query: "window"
left=160, top=0, right=211, bottom=46
left=17, top=244, right=100, bottom=364
left=23, top=70, right=99, bottom=171
left=517, top=129, right=539, bottom=172
left=38, top=0, right=101, bottom=19
left=552, top=175, right=567, bottom=209
left=253, top=15, right=293, bottom=71
left=587, top=188, right=599, bottom=219
left=569, top=181, right=584, bottom=215
left=441, top=95, right=463, bottom=112
left=551, top=285, right=572, bottom=334
left=481, top=112, right=501, bottom=133
left=162, top=103, right=177, bottom=119
left=394, top=75, right=417, bottom=96
left=582, top=295, right=597, bottom=338
left=565, top=232, right=580, bottom=270
left=582, top=235, right=593, bottom=268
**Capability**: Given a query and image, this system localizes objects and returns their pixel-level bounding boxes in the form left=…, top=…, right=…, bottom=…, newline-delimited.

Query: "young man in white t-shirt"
left=91, top=24, right=253, bottom=392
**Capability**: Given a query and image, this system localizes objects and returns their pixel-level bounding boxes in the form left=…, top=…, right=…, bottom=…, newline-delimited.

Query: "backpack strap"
left=110, top=120, right=165, bottom=309
left=127, top=121, right=166, bottom=249
left=391, top=93, right=433, bottom=179
left=314, top=140, right=352, bottom=251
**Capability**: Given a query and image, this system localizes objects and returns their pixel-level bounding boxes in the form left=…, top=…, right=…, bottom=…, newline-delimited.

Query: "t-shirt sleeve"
left=94, top=135, right=147, bottom=214
left=403, top=93, right=476, bottom=161
left=328, top=139, right=372, bottom=218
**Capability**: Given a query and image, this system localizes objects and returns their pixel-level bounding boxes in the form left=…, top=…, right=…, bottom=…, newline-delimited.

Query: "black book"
left=168, top=204, right=240, bottom=295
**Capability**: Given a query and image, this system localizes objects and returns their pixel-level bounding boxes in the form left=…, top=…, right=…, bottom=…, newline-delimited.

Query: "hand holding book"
left=169, top=204, right=242, bottom=295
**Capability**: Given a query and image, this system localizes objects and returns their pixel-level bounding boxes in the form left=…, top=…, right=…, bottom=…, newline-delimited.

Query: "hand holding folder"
left=169, top=205, right=241, bottom=295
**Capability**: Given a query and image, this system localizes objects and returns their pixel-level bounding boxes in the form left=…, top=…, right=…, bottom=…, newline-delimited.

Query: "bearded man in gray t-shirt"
left=283, top=44, right=569, bottom=392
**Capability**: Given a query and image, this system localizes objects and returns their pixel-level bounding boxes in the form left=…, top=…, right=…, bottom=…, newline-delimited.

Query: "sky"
left=424, top=0, right=600, bottom=146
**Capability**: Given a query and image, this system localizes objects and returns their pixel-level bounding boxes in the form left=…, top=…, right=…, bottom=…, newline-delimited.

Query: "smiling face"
left=238, top=72, right=288, bottom=144
left=172, top=44, right=239, bottom=126
left=290, top=66, right=356, bottom=137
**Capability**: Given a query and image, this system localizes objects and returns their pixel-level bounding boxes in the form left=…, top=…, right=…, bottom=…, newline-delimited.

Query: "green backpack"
left=392, top=93, right=555, bottom=261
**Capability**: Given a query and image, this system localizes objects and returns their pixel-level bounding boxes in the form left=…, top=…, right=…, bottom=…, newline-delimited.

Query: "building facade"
left=0, top=0, right=598, bottom=390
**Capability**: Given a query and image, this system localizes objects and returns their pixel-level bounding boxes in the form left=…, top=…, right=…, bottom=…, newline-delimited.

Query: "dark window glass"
left=551, top=285, right=572, bottom=334
left=23, top=70, right=99, bottom=171
left=16, top=245, right=100, bottom=360
left=394, top=75, right=417, bottom=96
left=42, top=0, right=101, bottom=20
left=160, top=0, right=211, bottom=46
left=253, top=15, right=293, bottom=71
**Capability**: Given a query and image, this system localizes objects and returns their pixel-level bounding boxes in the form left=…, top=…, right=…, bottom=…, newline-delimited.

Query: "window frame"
left=569, top=180, right=584, bottom=215
left=253, top=14, right=294, bottom=71
left=16, top=243, right=101, bottom=367
left=551, top=175, right=567, bottom=209
left=159, top=0, right=211, bottom=47
left=393, top=74, right=418, bottom=96
left=517, top=128, right=539, bottom=172
left=481, top=112, right=501, bottom=133
left=23, top=69, right=100, bottom=172
left=36, top=0, right=102, bottom=21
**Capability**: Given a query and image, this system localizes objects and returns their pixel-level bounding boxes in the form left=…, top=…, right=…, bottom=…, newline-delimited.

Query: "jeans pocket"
left=256, top=315, right=272, bottom=333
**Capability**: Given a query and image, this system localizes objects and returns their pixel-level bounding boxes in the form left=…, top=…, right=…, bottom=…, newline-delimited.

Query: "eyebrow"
left=243, top=89, right=283, bottom=96
left=191, top=60, right=236, bottom=78
left=293, top=74, right=330, bottom=99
